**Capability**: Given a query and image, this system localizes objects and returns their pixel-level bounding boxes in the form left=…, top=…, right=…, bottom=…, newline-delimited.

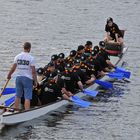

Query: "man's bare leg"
left=14, top=97, right=20, bottom=109
left=24, top=99, right=30, bottom=110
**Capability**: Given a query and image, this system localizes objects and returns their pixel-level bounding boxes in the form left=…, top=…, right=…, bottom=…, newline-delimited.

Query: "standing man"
left=7, top=42, right=37, bottom=110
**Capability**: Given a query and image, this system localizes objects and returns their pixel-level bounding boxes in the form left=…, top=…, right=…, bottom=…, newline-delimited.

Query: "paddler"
left=99, top=41, right=116, bottom=69
left=86, top=49, right=106, bottom=78
left=75, top=45, right=85, bottom=60
left=94, top=46, right=111, bottom=72
left=79, top=54, right=96, bottom=84
left=56, top=53, right=65, bottom=72
left=39, top=71, right=64, bottom=105
left=84, top=41, right=93, bottom=53
left=58, top=63, right=84, bottom=95
left=65, top=50, right=77, bottom=64
left=73, top=59, right=89, bottom=85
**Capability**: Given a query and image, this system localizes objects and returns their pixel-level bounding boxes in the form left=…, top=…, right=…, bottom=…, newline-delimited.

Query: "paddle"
left=107, top=72, right=124, bottom=80
left=83, top=89, right=98, bottom=97
left=4, top=96, right=15, bottom=107
left=2, top=88, right=16, bottom=95
left=0, top=79, right=10, bottom=97
left=0, top=96, right=15, bottom=107
left=115, top=66, right=125, bottom=71
left=71, top=96, right=91, bottom=107
left=115, top=67, right=131, bottom=79
left=95, top=79, right=113, bottom=89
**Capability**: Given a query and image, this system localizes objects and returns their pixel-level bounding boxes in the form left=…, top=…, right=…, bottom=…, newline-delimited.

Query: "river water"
left=0, top=0, right=140, bottom=140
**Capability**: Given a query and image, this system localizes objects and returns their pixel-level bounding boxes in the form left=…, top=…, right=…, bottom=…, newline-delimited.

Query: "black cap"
left=81, top=54, right=87, bottom=61
left=91, top=50, right=98, bottom=57
left=107, top=17, right=113, bottom=23
left=85, top=41, right=92, bottom=46
left=74, top=59, right=80, bottom=65
left=51, top=54, right=58, bottom=61
left=37, top=67, right=44, bottom=75
left=70, top=50, right=77, bottom=57
left=77, top=45, right=85, bottom=51
left=65, top=63, right=73, bottom=69
left=93, top=46, right=100, bottom=53
left=49, top=71, right=58, bottom=79
left=99, top=41, right=105, bottom=47
left=58, top=53, right=65, bottom=59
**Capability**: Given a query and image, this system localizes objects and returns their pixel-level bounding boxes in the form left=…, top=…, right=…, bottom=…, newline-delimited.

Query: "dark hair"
left=85, top=41, right=92, bottom=46
left=23, top=42, right=31, bottom=50
left=77, top=45, right=84, bottom=51
left=107, top=17, right=113, bottom=23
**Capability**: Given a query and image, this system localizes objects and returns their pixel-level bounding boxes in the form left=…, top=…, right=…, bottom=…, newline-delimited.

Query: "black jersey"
left=75, top=53, right=82, bottom=60
left=80, top=62, right=96, bottom=78
left=99, top=49, right=110, bottom=61
left=65, top=56, right=75, bottom=64
left=96, top=54, right=109, bottom=69
left=55, top=61, right=65, bottom=72
left=40, top=81, right=62, bottom=105
left=43, top=69, right=51, bottom=79
left=86, top=57, right=103, bottom=77
left=73, top=67, right=88, bottom=84
left=59, top=70, right=81, bottom=93
left=105, top=23, right=123, bottom=40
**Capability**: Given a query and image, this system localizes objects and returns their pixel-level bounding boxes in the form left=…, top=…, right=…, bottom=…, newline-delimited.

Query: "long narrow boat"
left=0, top=33, right=128, bottom=125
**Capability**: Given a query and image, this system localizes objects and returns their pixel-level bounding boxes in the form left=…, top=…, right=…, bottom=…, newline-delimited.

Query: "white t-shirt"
left=14, top=52, right=35, bottom=79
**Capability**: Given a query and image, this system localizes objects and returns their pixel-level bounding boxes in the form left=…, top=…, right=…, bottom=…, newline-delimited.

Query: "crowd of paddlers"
left=26, top=40, right=116, bottom=106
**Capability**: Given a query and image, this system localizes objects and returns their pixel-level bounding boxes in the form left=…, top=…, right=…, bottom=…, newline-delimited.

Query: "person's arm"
left=106, top=60, right=116, bottom=68
left=77, top=81, right=84, bottom=91
left=114, top=23, right=121, bottom=44
left=7, top=63, right=17, bottom=79
left=98, top=70, right=106, bottom=77
left=105, top=25, right=110, bottom=41
left=73, top=72, right=84, bottom=91
left=31, top=66, right=38, bottom=87
left=106, top=32, right=110, bottom=38
left=115, top=33, right=119, bottom=43
left=86, top=75, right=96, bottom=85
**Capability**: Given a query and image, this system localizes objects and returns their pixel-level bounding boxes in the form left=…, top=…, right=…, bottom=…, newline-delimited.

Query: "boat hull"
left=0, top=45, right=128, bottom=125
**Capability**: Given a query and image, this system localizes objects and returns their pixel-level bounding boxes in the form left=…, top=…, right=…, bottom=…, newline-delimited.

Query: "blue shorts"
left=16, top=76, right=33, bottom=100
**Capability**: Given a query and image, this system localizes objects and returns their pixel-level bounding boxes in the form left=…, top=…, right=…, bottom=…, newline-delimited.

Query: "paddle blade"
left=83, top=89, right=98, bottom=97
left=116, top=66, right=126, bottom=71
left=71, top=96, right=91, bottom=107
left=107, top=72, right=124, bottom=80
left=95, top=79, right=113, bottom=89
left=123, top=71, right=131, bottom=79
left=4, top=96, right=15, bottom=106
left=115, top=67, right=131, bottom=79
left=2, top=88, right=16, bottom=95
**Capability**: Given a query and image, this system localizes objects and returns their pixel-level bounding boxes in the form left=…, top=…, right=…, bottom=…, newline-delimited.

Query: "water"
left=0, top=0, right=140, bottom=139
